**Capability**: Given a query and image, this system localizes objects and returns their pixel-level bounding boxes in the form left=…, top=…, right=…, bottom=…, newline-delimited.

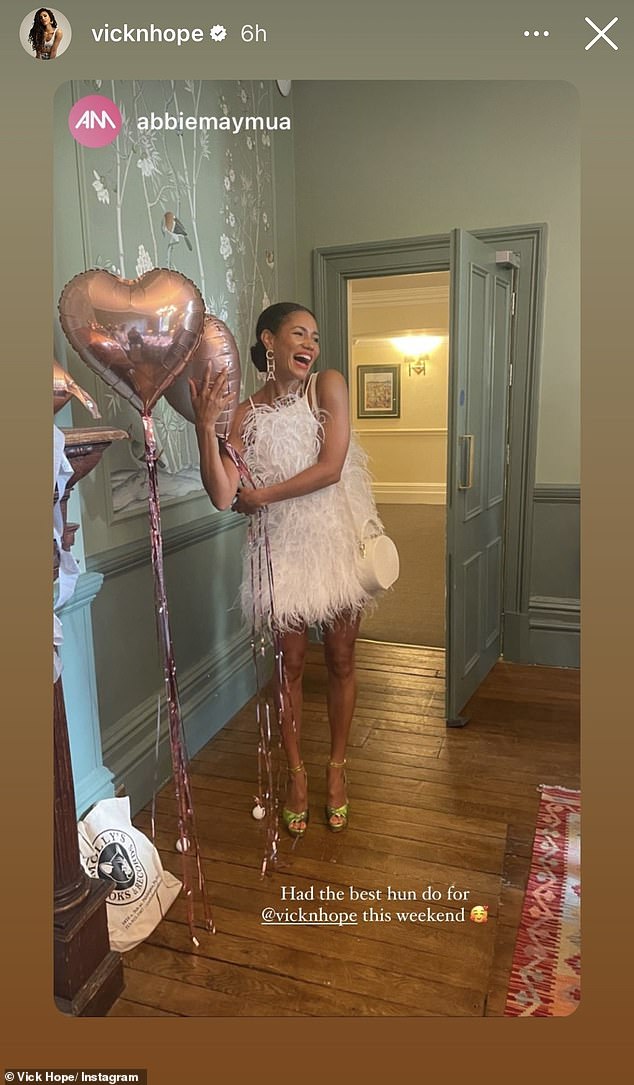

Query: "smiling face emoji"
left=469, top=905, right=489, bottom=923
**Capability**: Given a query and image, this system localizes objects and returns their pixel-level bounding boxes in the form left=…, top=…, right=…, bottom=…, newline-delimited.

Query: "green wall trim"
left=534, top=484, right=580, bottom=504
left=87, top=514, right=241, bottom=579
left=102, top=627, right=257, bottom=815
left=527, top=594, right=580, bottom=668
left=56, top=570, right=116, bottom=817
left=529, top=595, right=580, bottom=630
left=503, top=480, right=579, bottom=668
left=314, top=223, right=548, bottom=665
left=505, top=605, right=579, bottom=667
left=56, top=570, right=104, bottom=613
left=75, top=766, right=118, bottom=821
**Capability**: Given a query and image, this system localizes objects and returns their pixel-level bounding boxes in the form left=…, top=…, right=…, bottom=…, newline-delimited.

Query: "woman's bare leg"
left=274, top=626, right=309, bottom=820
left=323, top=612, right=361, bottom=822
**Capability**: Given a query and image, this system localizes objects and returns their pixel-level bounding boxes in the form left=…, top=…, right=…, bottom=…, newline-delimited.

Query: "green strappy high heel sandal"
left=325, top=759, right=349, bottom=832
left=282, top=762, right=309, bottom=837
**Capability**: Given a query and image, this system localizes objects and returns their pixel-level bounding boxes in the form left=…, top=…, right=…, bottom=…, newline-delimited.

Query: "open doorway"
left=347, top=271, right=450, bottom=649
left=316, top=225, right=543, bottom=720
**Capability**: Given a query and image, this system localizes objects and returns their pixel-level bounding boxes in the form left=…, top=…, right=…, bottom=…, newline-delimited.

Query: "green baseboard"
left=503, top=599, right=579, bottom=668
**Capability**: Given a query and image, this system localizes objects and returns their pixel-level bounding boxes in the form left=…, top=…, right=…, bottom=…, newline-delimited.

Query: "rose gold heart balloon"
left=164, top=314, right=241, bottom=438
left=58, top=268, right=205, bottom=414
left=53, top=359, right=101, bottom=418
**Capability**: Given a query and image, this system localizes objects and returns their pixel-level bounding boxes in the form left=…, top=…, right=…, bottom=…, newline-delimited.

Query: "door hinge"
left=511, top=291, right=517, bottom=316
left=508, top=361, right=513, bottom=387
left=506, top=443, right=510, bottom=466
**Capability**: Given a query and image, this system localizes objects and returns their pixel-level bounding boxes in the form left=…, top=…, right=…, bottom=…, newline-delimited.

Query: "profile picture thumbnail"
left=19, top=7, right=72, bottom=60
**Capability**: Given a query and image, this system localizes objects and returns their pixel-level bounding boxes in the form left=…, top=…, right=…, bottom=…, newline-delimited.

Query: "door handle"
left=458, top=434, right=475, bottom=490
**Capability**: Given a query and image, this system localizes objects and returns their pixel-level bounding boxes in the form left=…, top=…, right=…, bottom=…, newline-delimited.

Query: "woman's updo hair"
left=250, top=302, right=317, bottom=372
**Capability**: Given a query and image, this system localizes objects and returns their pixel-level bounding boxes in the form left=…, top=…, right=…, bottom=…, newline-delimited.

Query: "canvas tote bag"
left=77, top=796, right=181, bottom=952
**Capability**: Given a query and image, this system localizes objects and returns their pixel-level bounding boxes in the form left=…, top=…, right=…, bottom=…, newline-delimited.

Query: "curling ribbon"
left=142, top=413, right=215, bottom=940
left=221, top=438, right=301, bottom=874
left=249, top=512, right=282, bottom=873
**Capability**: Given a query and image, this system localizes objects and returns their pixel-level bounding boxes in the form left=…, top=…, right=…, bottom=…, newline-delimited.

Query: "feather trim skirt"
left=239, top=394, right=380, bottom=634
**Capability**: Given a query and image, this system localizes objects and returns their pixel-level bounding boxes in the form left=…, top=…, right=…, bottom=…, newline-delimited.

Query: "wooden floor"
left=109, top=640, right=580, bottom=1018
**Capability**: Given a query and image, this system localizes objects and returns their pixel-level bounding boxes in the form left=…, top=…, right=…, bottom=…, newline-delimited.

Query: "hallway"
left=111, top=641, right=580, bottom=1017
left=360, top=504, right=446, bottom=647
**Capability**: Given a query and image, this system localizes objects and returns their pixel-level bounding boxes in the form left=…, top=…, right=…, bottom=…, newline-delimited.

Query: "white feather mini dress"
left=239, top=376, right=381, bottom=633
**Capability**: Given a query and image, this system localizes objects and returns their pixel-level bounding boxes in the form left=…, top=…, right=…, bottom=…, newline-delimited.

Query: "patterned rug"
left=505, top=785, right=580, bottom=1016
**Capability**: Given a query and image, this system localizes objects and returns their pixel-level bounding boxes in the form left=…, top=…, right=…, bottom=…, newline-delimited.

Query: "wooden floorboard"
left=108, top=640, right=579, bottom=1018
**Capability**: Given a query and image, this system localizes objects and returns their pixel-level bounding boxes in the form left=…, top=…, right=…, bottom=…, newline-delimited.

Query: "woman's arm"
left=234, top=369, right=350, bottom=514
left=50, top=28, right=63, bottom=57
left=191, top=365, right=241, bottom=510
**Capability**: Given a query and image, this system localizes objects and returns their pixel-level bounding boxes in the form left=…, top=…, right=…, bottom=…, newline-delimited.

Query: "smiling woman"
left=191, top=301, right=386, bottom=839
left=28, top=7, right=63, bottom=58
left=21, top=6, right=72, bottom=59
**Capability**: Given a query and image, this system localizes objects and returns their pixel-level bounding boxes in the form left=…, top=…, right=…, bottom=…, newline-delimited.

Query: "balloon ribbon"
left=142, top=412, right=215, bottom=941
left=220, top=438, right=299, bottom=875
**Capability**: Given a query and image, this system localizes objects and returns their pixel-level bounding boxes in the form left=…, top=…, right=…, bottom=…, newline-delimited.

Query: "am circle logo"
left=68, top=93, right=122, bottom=147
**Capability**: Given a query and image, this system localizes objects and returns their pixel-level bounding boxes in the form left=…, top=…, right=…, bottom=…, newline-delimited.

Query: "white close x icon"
left=585, top=16, right=619, bottom=50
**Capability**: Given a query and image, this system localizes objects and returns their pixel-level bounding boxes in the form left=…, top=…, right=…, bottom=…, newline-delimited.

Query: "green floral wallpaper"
left=67, top=79, right=281, bottom=513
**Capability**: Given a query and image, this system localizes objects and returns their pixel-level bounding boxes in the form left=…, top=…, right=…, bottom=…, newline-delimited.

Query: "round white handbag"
left=356, top=518, right=400, bottom=594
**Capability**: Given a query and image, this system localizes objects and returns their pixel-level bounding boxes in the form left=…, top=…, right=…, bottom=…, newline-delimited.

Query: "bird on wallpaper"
left=161, top=211, right=193, bottom=251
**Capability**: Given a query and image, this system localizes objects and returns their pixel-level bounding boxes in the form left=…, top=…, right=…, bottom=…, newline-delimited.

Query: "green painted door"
left=446, top=231, right=513, bottom=723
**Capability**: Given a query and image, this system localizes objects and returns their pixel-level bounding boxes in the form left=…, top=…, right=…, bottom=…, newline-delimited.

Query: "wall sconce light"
left=406, top=354, right=428, bottom=376
left=391, top=335, right=443, bottom=378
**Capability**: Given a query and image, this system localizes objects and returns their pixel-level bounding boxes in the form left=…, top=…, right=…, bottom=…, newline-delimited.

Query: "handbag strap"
left=304, top=371, right=319, bottom=413
left=340, top=481, right=382, bottom=549
left=308, top=371, right=381, bottom=547
left=340, top=483, right=364, bottom=554
left=359, top=516, right=383, bottom=541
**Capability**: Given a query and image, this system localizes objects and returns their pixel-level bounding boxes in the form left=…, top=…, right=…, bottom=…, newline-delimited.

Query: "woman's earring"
left=265, top=348, right=276, bottom=382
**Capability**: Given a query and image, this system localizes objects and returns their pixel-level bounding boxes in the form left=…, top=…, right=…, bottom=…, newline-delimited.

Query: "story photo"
left=52, top=78, right=580, bottom=1018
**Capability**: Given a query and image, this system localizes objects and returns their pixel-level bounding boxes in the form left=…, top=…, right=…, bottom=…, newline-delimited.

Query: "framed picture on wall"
left=357, top=364, right=401, bottom=419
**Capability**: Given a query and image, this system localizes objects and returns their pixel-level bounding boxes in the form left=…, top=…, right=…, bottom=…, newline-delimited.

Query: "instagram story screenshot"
left=0, top=0, right=632, bottom=1080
